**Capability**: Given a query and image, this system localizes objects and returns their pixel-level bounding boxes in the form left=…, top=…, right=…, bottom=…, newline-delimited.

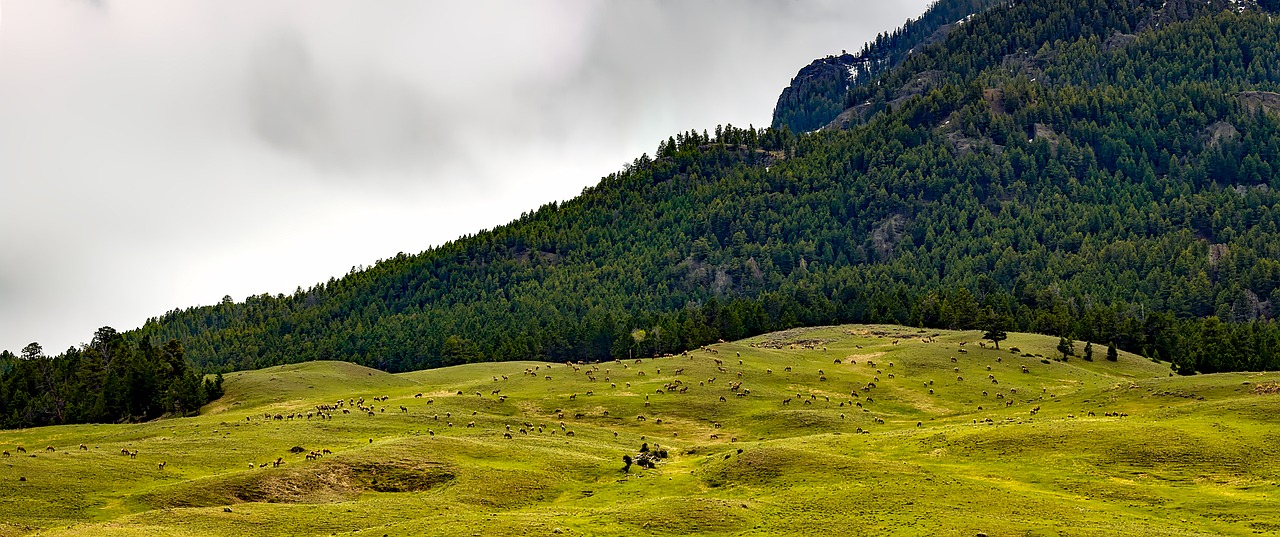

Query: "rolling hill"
left=2, top=326, right=1278, bottom=536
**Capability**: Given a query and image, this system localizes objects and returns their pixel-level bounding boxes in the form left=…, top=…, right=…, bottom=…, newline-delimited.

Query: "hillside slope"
left=771, top=0, right=1001, bottom=133
left=4, top=326, right=1278, bottom=536
left=129, top=0, right=1280, bottom=377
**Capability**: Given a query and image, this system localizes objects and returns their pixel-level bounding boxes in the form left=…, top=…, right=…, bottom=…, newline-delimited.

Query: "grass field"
left=2, top=325, right=1278, bottom=536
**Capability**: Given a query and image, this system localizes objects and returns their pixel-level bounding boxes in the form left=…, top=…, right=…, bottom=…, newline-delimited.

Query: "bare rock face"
left=772, top=53, right=864, bottom=134
left=821, top=70, right=948, bottom=131
left=821, top=107, right=861, bottom=132
left=778, top=0, right=1004, bottom=132
left=1239, top=91, right=1280, bottom=116
left=870, top=214, right=908, bottom=261
left=1140, top=0, right=1257, bottom=31
left=1103, top=32, right=1138, bottom=52
left=1034, top=123, right=1063, bottom=154
left=1205, top=121, right=1240, bottom=149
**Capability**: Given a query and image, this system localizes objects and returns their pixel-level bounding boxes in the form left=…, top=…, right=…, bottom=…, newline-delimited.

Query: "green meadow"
left=2, top=325, right=1277, bottom=536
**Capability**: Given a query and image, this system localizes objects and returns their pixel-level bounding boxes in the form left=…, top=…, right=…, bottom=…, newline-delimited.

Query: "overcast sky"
left=0, top=0, right=932, bottom=355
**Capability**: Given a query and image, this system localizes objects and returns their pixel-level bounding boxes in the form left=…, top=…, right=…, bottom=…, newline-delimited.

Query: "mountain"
left=771, top=0, right=1002, bottom=133
left=5, top=0, right=1277, bottom=404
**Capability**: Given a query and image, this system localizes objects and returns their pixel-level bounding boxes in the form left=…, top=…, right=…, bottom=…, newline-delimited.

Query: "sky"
left=0, top=0, right=932, bottom=355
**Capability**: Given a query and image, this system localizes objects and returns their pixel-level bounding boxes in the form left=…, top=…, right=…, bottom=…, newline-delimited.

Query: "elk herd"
left=2, top=330, right=1138, bottom=483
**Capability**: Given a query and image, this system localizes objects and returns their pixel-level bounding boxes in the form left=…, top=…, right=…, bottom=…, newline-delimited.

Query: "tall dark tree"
left=1057, top=338, right=1074, bottom=361
left=982, top=309, right=1010, bottom=350
left=21, top=342, right=42, bottom=361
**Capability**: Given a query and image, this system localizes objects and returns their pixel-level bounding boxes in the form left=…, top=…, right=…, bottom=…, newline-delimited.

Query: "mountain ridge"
left=7, top=0, right=1280, bottom=427
left=129, top=0, right=1280, bottom=378
left=771, top=0, right=1002, bottom=133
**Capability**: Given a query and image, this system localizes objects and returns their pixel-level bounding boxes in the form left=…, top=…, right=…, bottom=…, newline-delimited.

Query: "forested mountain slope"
left=771, top=0, right=1000, bottom=133
left=121, top=0, right=1280, bottom=378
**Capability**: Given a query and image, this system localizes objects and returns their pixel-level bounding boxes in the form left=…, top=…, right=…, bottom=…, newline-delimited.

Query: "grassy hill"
left=2, top=325, right=1277, bottom=536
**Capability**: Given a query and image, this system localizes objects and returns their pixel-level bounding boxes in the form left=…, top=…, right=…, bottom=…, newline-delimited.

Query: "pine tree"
left=1057, top=337, right=1074, bottom=361
left=981, top=309, right=1010, bottom=350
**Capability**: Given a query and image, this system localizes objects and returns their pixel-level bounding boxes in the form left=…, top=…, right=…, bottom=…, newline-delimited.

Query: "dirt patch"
left=853, top=328, right=924, bottom=339
left=752, top=338, right=835, bottom=350
left=1252, top=381, right=1280, bottom=395
left=983, top=88, right=1006, bottom=115
left=145, top=459, right=455, bottom=508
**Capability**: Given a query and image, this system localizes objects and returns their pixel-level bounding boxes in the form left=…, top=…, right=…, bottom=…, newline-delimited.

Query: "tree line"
left=0, top=327, right=223, bottom=429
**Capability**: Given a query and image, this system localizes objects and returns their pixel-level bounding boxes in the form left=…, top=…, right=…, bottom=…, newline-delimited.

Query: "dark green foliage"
left=1, top=0, right=1271, bottom=381
left=772, top=0, right=1002, bottom=132
left=1058, top=337, right=1075, bottom=360
left=771, top=53, right=857, bottom=133
left=203, top=373, right=225, bottom=404
left=1084, top=341, right=1094, bottom=361
left=0, top=328, right=221, bottom=429
left=982, top=310, right=1011, bottom=349
left=1107, top=342, right=1119, bottom=362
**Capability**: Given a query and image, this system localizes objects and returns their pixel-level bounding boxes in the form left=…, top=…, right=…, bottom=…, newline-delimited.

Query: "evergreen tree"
left=0, top=328, right=224, bottom=429
left=982, top=310, right=1010, bottom=350
left=1057, top=338, right=1074, bottom=361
